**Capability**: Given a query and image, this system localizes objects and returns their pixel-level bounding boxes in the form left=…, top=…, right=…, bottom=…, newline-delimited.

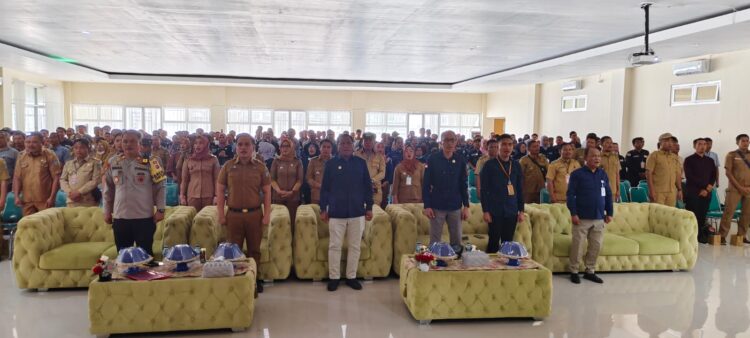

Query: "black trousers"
left=685, top=193, right=711, bottom=240
left=113, top=218, right=157, bottom=256
left=487, top=215, right=518, bottom=253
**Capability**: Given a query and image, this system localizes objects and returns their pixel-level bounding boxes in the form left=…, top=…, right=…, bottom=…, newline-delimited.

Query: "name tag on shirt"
left=641, top=162, right=645, bottom=169
left=406, top=175, right=412, bottom=186
left=508, top=184, right=515, bottom=196
left=565, top=175, right=570, bottom=184
left=601, top=180, right=606, bottom=197
left=70, top=174, right=78, bottom=186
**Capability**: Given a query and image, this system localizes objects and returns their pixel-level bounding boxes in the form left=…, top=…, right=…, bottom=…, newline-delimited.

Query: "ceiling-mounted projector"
left=629, top=2, right=660, bottom=66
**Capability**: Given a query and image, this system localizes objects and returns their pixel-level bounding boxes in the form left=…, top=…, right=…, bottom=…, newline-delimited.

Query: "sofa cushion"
left=102, top=245, right=118, bottom=260
left=316, top=238, right=371, bottom=261
left=552, top=233, right=640, bottom=257
left=39, top=242, right=114, bottom=270
left=620, top=233, right=680, bottom=255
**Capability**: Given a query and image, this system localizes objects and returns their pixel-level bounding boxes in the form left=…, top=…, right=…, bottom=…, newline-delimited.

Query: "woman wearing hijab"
left=180, top=134, right=220, bottom=211
left=270, top=138, right=304, bottom=229
left=94, top=138, right=113, bottom=165
left=301, top=142, right=320, bottom=204
left=391, top=144, right=425, bottom=204
left=513, top=142, right=528, bottom=161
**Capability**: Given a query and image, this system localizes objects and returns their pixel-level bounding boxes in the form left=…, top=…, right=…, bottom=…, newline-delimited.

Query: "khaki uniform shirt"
left=646, top=150, right=680, bottom=193
left=60, top=157, right=102, bottom=206
left=475, top=155, right=491, bottom=175
left=270, top=157, right=303, bottom=202
left=725, top=149, right=750, bottom=193
left=181, top=156, right=220, bottom=199
left=355, top=150, right=385, bottom=183
left=601, top=151, right=621, bottom=194
left=152, top=148, right=169, bottom=168
left=305, top=156, right=330, bottom=203
left=0, top=158, right=9, bottom=181
left=546, top=158, right=581, bottom=201
left=575, top=148, right=586, bottom=166
left=519, top=154, right=549, bottom=198
left=392, top=162, right=425, bottom=203
left=218, top=157, right=270, bottom=209
left=15, top=149, right=62, bottom=203
left=104, top=155, right=166, bottom=219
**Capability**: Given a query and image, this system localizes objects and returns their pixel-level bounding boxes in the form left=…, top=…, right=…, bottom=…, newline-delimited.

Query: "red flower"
left=92, top=265, right=104, bottom=275
left=415, top=252, right=435, bottom=264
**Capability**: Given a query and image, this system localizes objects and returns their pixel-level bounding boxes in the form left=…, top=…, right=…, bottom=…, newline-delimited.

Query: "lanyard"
left=497, top=158, right=512, bottom=180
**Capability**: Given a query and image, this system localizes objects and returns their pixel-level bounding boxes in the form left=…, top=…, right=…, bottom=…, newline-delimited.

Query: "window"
left=11, top=85, right=47, bottom=131
left=671, top=81, right=720, bottom=106
left=561, top=95, right=587, bottom=112
left=438, top=113, right=481, bottom=137
left=163, top=107, right=210, bottom=136
left=126, top=107, right=161, bottom=132
left=72, top=104, right=125, bottom=130
left=365, top=112, right=408, bottom=140
left=226, top=109, right=351, bottom=136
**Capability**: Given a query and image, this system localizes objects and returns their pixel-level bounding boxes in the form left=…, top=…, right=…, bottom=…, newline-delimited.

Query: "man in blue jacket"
left=567, top=147, right=613, bottom=284
left=320, top=134, right=374, bottom=292
left=480, top=135, right=525, bottom=253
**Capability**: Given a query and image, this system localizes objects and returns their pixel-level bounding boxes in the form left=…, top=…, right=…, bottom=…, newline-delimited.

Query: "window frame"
left=561, top=95, right=588, bottom=112
left=670, top=81, right=721, bottom=106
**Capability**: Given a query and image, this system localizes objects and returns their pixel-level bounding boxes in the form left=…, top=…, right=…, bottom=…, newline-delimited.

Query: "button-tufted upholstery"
left=293, top=204, right=392, bottom=280
left=12, top=206, right=195, bottom=289
left=399, top=255, right=551, bottom=321
left=387, top=203, right=533, bottom=275
left=525, top=203, right=698, bottom=272
left=189, top=205, right=292, bottom=281
left=89, top=260, right=256, bottom=336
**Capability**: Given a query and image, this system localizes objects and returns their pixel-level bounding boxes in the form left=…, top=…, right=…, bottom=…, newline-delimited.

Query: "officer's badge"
left=142, top=158, right=149, bottom=164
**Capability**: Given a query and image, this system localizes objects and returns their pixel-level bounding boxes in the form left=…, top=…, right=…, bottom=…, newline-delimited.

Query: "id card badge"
left=69, top=174, right=78, bottom=186
left=565, top=174, right=570, bottom=184
left=601, top=181, right=606, bottom=197
left=640, top=161, right=645, bottom=169
left=406, top=175, right=412, bottom=186
left=507, top=183, right=515, bottom=196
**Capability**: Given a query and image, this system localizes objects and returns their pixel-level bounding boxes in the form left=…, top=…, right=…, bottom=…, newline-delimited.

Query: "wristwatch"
left=157, top=209, right=165, bottom=213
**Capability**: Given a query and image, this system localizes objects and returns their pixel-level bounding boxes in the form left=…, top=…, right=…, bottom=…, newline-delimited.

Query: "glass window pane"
left=308, top=111, right=328, bottom=125
left=696, top=85, right=718, bottom=101
left=461, top=114, right=480, bottom=127
left=25, top=106, right=36, bottom=131
left=387, top=113, right=407, bottom=126
left=673, top=88, right=693, bottom=103
left=274, top=110, right=290, bottom=134
left=188, top=108, right=210, bottom=122
left=228, top=108, right=250, bottom=123
left=330, top=111, right=350, bottom=125
left=440, top=113, right=460, bottom=127
left=366, top=112, right=385, bottom=126
left=163, top=122, right=187, bottom=135
left=100, top=105, right=123, bottom=120
left=164, top=107, right=186, bottom=121
left=291, top=111, right=306, bottom=131
left=74, top=105, right=98, bottom=120
left=575, top=98, right=587, bottom=109
left=188, top=123, right=211, bottom=133
left=25, top=86, right=36, bottom=105
left=424, top=114, right=439, bottom=132
left=562, top=98, right=574, bottom=110
left=251, top=110, right=273, bottom=123
left=126, top=107, right=143, bottom=130
left=144, top=108, right=161, bottom=132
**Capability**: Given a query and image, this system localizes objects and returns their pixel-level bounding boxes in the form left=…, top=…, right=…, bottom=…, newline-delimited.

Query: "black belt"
left=228, top=207, right=261, bottom=213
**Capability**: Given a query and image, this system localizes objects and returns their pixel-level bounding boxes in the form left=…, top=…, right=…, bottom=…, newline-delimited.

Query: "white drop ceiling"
left=0, top=0, right=749, bottom=91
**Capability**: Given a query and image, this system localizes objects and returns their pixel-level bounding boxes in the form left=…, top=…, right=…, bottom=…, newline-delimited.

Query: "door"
left=493, top=119, right=505, bottom=134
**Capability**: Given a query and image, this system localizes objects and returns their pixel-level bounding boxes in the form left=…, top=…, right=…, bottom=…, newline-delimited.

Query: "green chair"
left=638, top=180, right=647, bottom=186
left=734, top=201, right=743, bottom=221
left=676, top=200, right=686, bottom=209
left=630, top=187, right=649, bottom=203
left=619, top=182, right=630, bottom=202
left=2, top=192, right=23, bottom=258
left=468, top=170, right=476, bottom=187
left=620, top=180, right=632, bottom=193
left=166, top=182, right=179, bottom=206
left=540, top=188, right=551, bottom=204
left=706, top=189, right=723, bottom=228
left=469, top=186, right=480, bottom=203
left=637, top=182, right=649, bottom=197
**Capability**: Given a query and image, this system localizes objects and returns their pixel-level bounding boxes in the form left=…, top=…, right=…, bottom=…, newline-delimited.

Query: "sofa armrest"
left=163, top=206, right=196, bottom=247
left=360, top=205, right=392, bottom=276
left=265, top=204, right=292, bottom=279
left=190, top=206, right=223, bottom=257
left=525, top=205, right=553, bottom=268
left=13, top=208, right=66, bottom=288
left=388, top=204, right=419, bottom=273
left=649, top=203, right=698, bottom=269
left=293, top=205, right=320, bottom=274
left=514, top=212, right=533, bottom=256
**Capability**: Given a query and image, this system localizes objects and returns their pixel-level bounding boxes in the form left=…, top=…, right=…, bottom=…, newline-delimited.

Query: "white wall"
left=64, top=83, right=486, bottom=132
left=0, top=67, right=65, bottom=129
left=484, top=84, right=538, bottom=136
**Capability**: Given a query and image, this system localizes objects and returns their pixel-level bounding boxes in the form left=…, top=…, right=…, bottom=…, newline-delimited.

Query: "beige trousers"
left=569, top=219, right=605, bottom=274
left=328, top=216, right=365, bottom=280
left=653, top=191, right=677, bottom=207
left=719, top=190, right=750, bottom=237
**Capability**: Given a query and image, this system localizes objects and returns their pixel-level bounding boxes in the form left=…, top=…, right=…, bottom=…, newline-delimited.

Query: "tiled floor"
left=1, top=244, right=749, bottom=338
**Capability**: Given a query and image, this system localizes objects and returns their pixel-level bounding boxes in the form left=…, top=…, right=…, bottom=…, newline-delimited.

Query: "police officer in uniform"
left=355, top=133, right=385, bottom=205
left=103, top=130, right=166, bottom=257
left=306, top=139, right=333, bottom=205
left=519, top=140, right=549, bottom=204
left=60, top=138, right=102, bottom=207
left=646, top=133, right=682, bottom=206
left=13, top=132, right=61, bottom=216
left=216, top=133, right=271, bottom=294
left=547, top=143, right=581, bottom=204
left=625, top=137, right=649, bottom=186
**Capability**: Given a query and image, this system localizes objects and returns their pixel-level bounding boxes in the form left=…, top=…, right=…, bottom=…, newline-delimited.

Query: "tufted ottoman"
left=88, top=261, right=256, bottom=337
left=399, top=255, right=551, bottom=324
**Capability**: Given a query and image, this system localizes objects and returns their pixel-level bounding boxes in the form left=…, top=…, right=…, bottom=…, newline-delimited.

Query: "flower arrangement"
left=414, top=252, right=435, bottom=272
left=92, top=255, right=113, bottom=281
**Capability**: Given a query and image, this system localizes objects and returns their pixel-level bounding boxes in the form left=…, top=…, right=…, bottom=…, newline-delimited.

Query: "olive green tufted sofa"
left=12, top=206, right=196, bottom=290
left=189, top=205, right=292, bottom=282
left=293, top=204, right=392, bottom=280
left=525, top=203, right=698, bottom=272
left=386, top=203, right=533, bottom=275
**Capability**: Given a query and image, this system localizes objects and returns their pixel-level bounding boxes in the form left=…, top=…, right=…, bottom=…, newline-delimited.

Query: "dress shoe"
left=721, top=237, right=727, bottom=245
left=583, top=273, right=604, bottom=284
left=256, top=280, right=264, bottom=293
left=744, top=238, right=750, bottom=244
left=345, top=279, right=362, bottom=290
left=570, top=273, right=581, bottom=284
left=327, top=279, right=340, bottom=292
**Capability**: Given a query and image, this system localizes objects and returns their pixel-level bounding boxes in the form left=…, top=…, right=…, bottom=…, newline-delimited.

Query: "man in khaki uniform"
left=216, top=133, right=271, bottom=294
left=475, top=139, right=499, bottom=199
left=355, top=133, right=385, bottom=204
left=0, top=158, right=9, bottom=213
left=306, top=139, right=333, bottom=204
left=151, top=136, right=169, bottom=167
left=520, top=140, right=549, bottom=203
left=13, top=132, right=61, bottom=216
left=646, top=133, right=682, bottom=206
left=575, top=134, right=599, bottom=166
left=718, top=134, right=750, bottom=244
left=600, top=136, right=621, bottom=202
left=60, top=139, right=102, bottom=207
left=547, top=143, right=581, bottom=203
